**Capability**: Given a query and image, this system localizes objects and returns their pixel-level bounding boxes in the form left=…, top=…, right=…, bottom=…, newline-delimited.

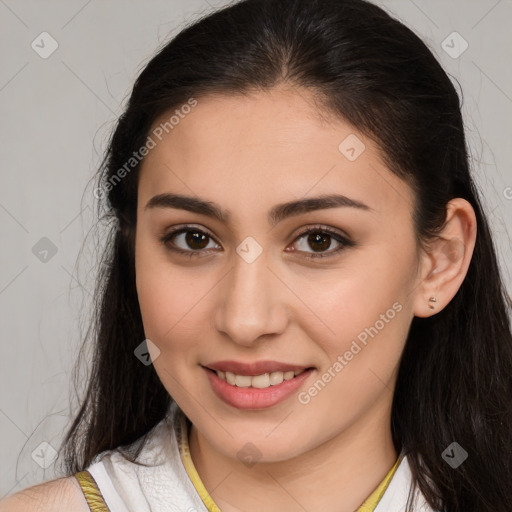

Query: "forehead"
left=137, top=87, right=414, bottom=218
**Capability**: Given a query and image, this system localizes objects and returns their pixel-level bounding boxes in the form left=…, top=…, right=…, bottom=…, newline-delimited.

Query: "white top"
left=86, top=403, right=437, bottom=512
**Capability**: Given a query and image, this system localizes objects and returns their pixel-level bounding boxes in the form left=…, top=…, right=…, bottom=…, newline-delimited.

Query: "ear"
left=413, top=198, right=477, bottom=318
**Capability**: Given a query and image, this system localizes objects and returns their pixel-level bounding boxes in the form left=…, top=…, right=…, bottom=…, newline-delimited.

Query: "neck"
left=188, top=398, right=398, bottom=512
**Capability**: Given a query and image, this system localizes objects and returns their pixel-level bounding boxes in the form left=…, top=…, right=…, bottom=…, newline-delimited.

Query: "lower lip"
left=204, top=367, right=314, bottom=410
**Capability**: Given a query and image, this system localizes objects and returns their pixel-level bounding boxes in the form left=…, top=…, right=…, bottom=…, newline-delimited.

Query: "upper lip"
left=204, top=360, right=311, bottom=375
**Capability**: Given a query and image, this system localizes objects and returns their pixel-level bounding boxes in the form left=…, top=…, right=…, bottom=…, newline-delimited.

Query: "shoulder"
left=0, top=475, right=90, bottom=512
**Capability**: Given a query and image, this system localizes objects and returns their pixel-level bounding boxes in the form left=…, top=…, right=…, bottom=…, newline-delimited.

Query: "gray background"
left=1, top=0, right=511, bottom=498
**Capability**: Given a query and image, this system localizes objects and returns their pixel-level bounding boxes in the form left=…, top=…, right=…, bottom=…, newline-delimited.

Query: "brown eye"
left=291, top=226, right=355, bottom=259
left=160, top=226, right=220, bottom=256
left=184, top=230, right=209, bottom=250
left=306, top=232, right=332, bottom=252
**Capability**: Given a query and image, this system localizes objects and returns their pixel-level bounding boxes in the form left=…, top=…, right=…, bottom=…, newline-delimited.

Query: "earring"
left=428, top=297, right=437, bottom=310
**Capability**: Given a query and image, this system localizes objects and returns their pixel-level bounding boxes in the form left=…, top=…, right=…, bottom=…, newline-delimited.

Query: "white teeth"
left=251, top=373, right=270, bottom=388
left=215, top=369, right=307, bottom=388
left=269, top=371, right=284, bottom=386
left=235, top=374, right=252, bottom=387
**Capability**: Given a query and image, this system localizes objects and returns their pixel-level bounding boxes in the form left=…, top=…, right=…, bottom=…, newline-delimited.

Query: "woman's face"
left=135, top=86, right=425, bottom=462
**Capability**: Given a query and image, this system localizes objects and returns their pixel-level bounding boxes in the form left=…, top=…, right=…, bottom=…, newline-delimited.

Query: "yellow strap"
left=75, top=470, right=111, bottom=512
left=177, top=412, right=222, bottom=512
left=176, top=407, right=401, bottom=512
left=357, top=453, right=403, bottom=511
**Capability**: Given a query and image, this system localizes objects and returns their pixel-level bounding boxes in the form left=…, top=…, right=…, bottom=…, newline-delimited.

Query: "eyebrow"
left=144, top=192, right=372, bottom=227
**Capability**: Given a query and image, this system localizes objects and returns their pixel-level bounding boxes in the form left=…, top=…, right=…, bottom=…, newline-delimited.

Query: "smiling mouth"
left=205, top=368, right=310, bottom=389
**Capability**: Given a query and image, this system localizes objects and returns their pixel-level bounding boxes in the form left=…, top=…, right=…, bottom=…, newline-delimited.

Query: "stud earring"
left=428, top=297, right=438, bottom=310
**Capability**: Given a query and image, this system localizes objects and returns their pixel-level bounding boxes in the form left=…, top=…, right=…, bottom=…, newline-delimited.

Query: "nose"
left=213, top=247, right=289, bottom=347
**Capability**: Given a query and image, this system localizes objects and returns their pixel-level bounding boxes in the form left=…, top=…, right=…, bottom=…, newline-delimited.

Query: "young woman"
left=2, top=0, right=511, bottom=511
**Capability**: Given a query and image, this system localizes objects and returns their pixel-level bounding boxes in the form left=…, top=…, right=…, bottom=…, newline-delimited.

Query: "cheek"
left=135, top=235, right=212, bottom=357
left=293, top=260, right=413, bottom=425
left=299, top=240, right=416, bottom=369
left=135, top=246, right=207, bottom=403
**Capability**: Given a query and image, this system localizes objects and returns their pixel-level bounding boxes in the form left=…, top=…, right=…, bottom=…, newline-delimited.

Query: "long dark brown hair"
left=59, top=1, right=512, bottom=510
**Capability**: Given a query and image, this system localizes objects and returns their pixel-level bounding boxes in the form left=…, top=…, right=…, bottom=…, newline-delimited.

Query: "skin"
left=134, top=84, right=477, bottom=512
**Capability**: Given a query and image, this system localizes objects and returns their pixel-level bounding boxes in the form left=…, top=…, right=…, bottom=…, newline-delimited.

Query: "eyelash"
left=159, top=224, right=355, bottom=260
